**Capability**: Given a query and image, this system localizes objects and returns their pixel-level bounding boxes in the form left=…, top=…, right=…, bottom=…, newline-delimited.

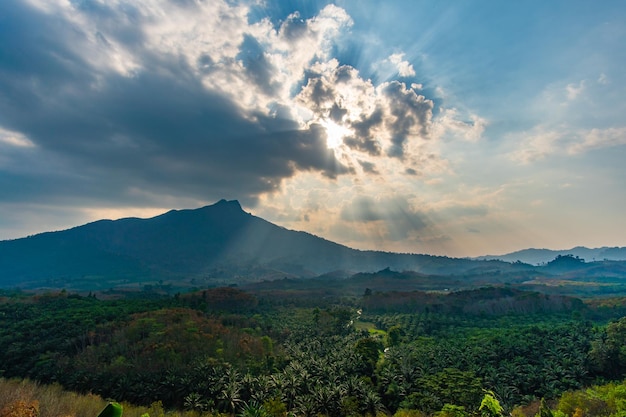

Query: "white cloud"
left=509, top=128, right=563, bottom=164
left=388, top=53, right=416, bottom=77
left=0, top=128, right=35, bottom=148
left=569, top=127, right=626, bottom=154
left=296, top=59, right=435, bottom=160
left=598, top=73, right=609, bottom=85
left=566, top=80, right=586, bottom=101
left=509, top=125, right=626, bottom=163
left=432, top=108, right=486, bottom=142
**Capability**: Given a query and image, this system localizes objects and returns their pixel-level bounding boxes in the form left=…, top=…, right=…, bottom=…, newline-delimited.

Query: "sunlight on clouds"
left=320, top=119, right=352, bottom=149
left=6, top=0, right=503, bottom=256
left=81, top=206, right=170, bottom=222
left=0, top=128, right=35, bottom=148
left=388, top=53, right=416, bottom=77
left=21, top=0, right=472, bottom=180
left=257, top=155, right=478, bottom=255
left=0, top=203, right=87, bottom=239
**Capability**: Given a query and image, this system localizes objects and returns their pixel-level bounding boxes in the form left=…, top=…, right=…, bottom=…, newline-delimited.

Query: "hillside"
left=3, top=199, right=626, bottom=293
left=0, top=199, right=518, bottom=289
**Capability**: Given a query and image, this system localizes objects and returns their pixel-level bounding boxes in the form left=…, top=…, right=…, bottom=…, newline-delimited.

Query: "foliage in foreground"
left=3, top=288, right=626, bottom=416
left=0, top=379, right=201, bottom=417
left=7, top=377, right=626, bottom=417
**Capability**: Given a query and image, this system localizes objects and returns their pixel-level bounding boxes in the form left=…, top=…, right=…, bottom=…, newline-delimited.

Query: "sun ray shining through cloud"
left=320, top=119, right=352, bottom=150
left=0, top=0, right=625, bottom=256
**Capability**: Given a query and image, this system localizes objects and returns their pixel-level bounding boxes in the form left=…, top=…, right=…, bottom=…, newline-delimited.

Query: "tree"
left=386, top=325, right=403, bottom=347
left=480, top=391, right=504, bottom=417
left=537, top=398, right=553, bottom=417
left=355, top=337, right=383, bottom=375
left=401, top=369, right=483, bottom=414
left=590, top=317, right=626, bottom=379
left=436, top=404, right=468, bottom=417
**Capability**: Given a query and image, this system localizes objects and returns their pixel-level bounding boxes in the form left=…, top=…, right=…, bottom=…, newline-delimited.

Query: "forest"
left=3, top=286, right=626, bottom=417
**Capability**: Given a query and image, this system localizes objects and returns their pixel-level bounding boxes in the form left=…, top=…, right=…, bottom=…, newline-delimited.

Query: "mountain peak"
left=214, top=199, right=242, bottom=210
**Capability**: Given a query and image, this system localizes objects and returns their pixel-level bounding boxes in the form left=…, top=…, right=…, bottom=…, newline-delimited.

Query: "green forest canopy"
left=2, top=286, right=626, bottom=416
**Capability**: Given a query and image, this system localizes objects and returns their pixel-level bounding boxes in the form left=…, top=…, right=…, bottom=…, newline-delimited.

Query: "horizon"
left=2, top=199, right=623, bottom=260
left=1, top=1, right=625, bottom=257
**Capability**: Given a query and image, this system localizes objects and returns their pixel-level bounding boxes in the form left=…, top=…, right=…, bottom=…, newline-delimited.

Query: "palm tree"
left=238, top=401, right=269, bottom=417
left=361, top=388, right=385, bottom=416
left=294, top=395, right=316, bottom=417
left=184, top=392, right=210, bottom=412
left=219, top=368, right=243, bottom=414
left=251, top=375, right=274, bottom=405
left=309, top=384, right=340, bottom=416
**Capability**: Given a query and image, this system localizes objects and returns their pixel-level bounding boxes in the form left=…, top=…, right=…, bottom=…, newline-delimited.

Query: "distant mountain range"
left=475, top=246, right=626, bottom=265
left=1, top=199, right=625, bottom=292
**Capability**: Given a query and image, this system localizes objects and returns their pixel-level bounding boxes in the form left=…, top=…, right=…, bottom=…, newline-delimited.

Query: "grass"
left=354, top=320, right=387, bottom=338
left=0, top=379, right=107, bottom=417
left=0, top=379, right=211, bottom=417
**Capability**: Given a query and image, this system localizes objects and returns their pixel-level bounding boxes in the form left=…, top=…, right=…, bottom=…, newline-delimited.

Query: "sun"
left=321, top=119, right=352, bottom=149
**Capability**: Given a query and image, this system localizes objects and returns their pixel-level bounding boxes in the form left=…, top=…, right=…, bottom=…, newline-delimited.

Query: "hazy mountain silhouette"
left=475, top=246, right=626, bottom=265
left=0, top=199, right=519, bottom=288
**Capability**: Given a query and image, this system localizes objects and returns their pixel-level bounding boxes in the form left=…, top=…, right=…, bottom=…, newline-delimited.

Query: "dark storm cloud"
left=0, top=0, right=349, bottom=207
left=0, top=2, right=91, bottom=91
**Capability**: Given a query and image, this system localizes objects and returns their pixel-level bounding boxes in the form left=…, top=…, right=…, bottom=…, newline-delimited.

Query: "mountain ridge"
left=0, top=199, right=518, bottom=289
left=2, top=199, right=625, bottom=291
left=475, top=246, right=626, bottom=265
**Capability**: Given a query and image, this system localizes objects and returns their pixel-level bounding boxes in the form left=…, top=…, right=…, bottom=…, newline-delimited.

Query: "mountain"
left=475, top=246, right=626, bottom=265
left=0, top=199, right=520, bottom=290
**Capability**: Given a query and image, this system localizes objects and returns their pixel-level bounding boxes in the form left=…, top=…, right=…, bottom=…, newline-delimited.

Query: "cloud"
left=569, top=127, right=626, bottom=154
left=340, top=196, right=428, bottom=241
left=358, top=159, right=379, bottom=174
left=388, top=53, right=416, bottom=77
left=0, top=128, right=35, bottom=148
left=372, top=52, right=416, bottom=81
left=380, top=81, right=433, bottom=157
left=566, top=80, right=586, bottom=101
left=297, top=61, right=434, bottom=158
left=0, top=0, right=359, bottom=205
left=509, top=125, right=626, bottom=164
left=438, top=204, right=489, bottom=218
left=432, top=108, right=487, bottom=142
left=0, top=0, right=484, bottom=250
left=598, top=73, right=609, bottom=85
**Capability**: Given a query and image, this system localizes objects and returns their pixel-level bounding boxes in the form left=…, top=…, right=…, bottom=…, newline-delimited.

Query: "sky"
left=1, top=0, right=625, bottom=258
